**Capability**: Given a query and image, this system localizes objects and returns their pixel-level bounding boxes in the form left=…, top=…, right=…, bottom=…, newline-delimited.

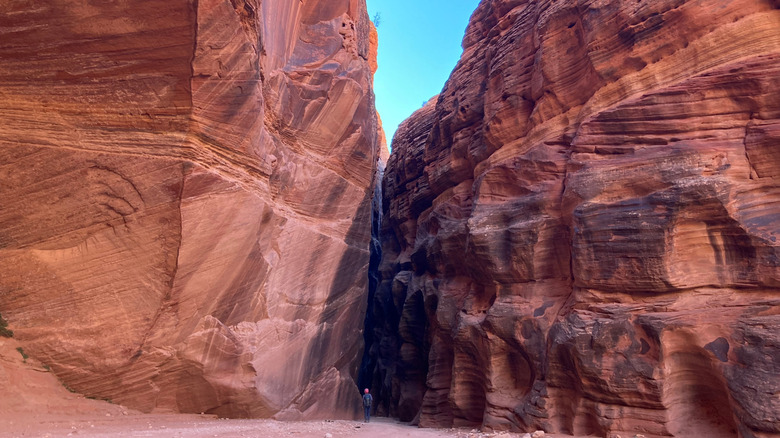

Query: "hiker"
left=362, top=388, right=373, bottom=422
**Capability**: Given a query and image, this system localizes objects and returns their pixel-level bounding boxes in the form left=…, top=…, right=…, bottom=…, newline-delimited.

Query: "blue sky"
left=366, top=0, right=481, bottom=150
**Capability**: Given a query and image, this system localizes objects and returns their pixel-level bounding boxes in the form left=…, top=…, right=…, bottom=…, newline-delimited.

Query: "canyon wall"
left=0, top=0, right=380, bottom=419
left=369, top=0, right=780, bottom=436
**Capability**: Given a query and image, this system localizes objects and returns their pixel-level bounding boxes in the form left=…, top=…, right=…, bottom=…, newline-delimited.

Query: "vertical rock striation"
left=373, top=0, right=780, bottom=436
left=0, top=0, right=379, bottom=419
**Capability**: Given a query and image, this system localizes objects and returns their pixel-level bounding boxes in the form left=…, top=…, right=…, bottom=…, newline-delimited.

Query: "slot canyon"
left=1, top=0, right=779, bottom=437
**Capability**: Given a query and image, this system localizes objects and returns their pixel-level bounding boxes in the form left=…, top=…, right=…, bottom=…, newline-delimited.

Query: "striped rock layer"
left=369, top=0, right=780, bottom=437
left=0, top=0, right=380, bottom=419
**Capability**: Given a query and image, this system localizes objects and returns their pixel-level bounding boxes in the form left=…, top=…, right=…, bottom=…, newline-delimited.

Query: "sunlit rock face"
left=371, top=0, right=780, bottom=436
left=0, top=0, right=379, bottom=419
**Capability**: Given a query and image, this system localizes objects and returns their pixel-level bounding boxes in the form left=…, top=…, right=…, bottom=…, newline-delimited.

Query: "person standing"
left=362, top=388, right=373, bottom=422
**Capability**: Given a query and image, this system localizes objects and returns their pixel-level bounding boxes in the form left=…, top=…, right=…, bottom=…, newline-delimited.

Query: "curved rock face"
left=0, top=0, right=379, bottom=419
left=370, top=0, right=780, bottom=436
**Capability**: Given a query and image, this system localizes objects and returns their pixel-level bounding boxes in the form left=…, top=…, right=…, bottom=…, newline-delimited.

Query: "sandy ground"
left=0, top=415, right=591, bottom=438
left=1, top=339, right=590, bottom=438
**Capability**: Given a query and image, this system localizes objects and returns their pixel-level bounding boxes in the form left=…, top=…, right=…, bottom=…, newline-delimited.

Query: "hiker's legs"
left=364, top=406, right=370, bottom=422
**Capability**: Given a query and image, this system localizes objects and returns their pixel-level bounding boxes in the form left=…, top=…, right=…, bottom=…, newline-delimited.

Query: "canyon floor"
left=1, top=339, right=594, bottom=438
left=0, top=415, right=593, bottom=438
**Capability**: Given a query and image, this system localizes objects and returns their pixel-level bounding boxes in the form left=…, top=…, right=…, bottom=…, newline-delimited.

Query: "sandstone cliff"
left=0, top=0, right=379, bottom=419
left=370, top=0, right=780, bottom=436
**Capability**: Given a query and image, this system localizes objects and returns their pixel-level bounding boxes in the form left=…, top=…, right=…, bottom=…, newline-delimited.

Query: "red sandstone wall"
left=372, top=1, right=780, bottom=436
left=0, top=0, right=379, bottom=419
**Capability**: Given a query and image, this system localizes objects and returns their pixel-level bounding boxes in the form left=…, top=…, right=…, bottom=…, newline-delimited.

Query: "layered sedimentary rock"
left=0, top=0, right=379, bottom=419
left=0, top=335, right=132, bottom=417
left=369, top=0, right=780, bottom=436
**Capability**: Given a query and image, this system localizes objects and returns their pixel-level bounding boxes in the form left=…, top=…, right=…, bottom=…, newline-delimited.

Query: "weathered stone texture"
left=0, top=0, right=379, bottom=419
left=370, top=0, right=780, bottom=436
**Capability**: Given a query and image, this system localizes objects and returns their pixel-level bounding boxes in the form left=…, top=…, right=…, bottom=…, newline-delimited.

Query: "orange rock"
left=369, top=22, right=379, bottom=77
left=0, top=0, right=380, bottom=419
left=370, top=0, right=780, bottom=436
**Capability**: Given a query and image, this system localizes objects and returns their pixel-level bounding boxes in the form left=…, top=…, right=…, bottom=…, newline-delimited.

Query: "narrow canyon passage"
left=0, top=0, right=778, bottom=437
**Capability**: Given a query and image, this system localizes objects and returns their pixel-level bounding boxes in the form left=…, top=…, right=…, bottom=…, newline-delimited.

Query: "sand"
left=0, top=414, right=593, bottom=438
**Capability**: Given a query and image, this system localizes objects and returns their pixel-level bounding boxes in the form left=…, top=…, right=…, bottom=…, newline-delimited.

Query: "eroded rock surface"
left=369, top=1, right=780, bottom=436
left=0, top=0, right=379, bottom=419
